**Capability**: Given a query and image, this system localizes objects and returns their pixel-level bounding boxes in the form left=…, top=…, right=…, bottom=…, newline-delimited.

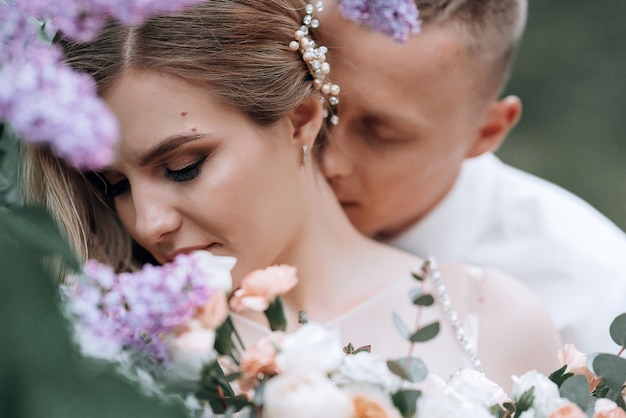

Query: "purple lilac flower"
left=63, top=251, right=232, bottom=364
left=0, top=0, right=204, bottom=170
left=339, top=0, right=421, bottom=43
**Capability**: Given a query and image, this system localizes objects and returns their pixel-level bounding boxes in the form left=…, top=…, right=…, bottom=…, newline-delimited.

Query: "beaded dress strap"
left=423, top=257, right=483, bottom=372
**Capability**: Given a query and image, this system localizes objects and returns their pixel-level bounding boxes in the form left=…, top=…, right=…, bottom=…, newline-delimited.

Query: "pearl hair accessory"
left=289, top=1, right=340, bottom=126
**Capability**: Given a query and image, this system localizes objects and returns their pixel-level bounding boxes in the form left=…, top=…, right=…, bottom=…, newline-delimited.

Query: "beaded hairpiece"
left=289, top=1, right=340, bottom=125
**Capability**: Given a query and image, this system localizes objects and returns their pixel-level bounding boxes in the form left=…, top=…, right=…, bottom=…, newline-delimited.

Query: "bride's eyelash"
left=165, top=154, right=209, bottom=183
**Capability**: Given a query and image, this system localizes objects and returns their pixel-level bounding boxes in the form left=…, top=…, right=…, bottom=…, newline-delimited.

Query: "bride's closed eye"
left=165, top=154, right=209, bottom=182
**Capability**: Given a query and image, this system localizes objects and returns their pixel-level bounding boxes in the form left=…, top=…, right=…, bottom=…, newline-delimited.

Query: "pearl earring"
left=301, top=145, right=308, bottom=166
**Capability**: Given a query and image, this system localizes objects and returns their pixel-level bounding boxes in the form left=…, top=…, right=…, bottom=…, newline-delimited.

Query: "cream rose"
left=445, top=368, right=511, bottom=409
left=418, top=393, right=495, bottom=418
left=512, top=371, right=567, bottom=418
left=335, top=352, right=402, bottom=394
left=593, top=399, right=626, bottom=418
left=277, top=322, right=344, bottom=374
left=263, top=372, right=354, bottom=418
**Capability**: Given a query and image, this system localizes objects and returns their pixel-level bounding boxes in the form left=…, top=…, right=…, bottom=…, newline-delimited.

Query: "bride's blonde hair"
left=22, top=0, right=323, bottom=275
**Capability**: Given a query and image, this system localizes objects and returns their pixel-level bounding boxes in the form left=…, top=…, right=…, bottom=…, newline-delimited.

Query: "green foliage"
left=391, top=389, right=421, bottom=418
left=197, top=359, right=251, bottom=414
left=513, top=387, right=535, bottom=418
left=409, top=288, right=435, bottom=306
left=0, top=123, right=22, bottom=206
left=588, top=353, right=626, bottom=408
left=343, top=342, right=371, bottom=354
left=264, top=296, right=287, bottom=331
left=559, top=375, right=594, bottom=412
left=609, top=313, right=626, bottom=347
left=0, top=206, right=188, bottom=417
left=409, top=321, right=440, bottom=343
left=386, top=357, right=427, bottom=383
left=548, top=364, right=574, bottom=387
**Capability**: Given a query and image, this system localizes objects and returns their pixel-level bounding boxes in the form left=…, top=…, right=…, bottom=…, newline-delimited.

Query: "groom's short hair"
left=416, top=0, right=528, bottom=97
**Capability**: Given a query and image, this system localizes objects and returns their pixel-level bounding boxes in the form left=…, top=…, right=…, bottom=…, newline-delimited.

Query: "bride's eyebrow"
left=139, top=133, right=207, bottom=167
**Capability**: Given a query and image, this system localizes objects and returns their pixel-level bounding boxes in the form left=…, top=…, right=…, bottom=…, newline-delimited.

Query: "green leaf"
left=387, top=357, right=428, bottom=383
left=264, top=296, right=287, bottom=331
left=549, top=364, right=574, bottom=387
left=514, top=387, right=535, bottom=416
left=0, top=205, right=80, bottom=270
left=409, top=321, right=440, bottom=343
left=408, top=288, right=434, bottom=306
left=214, top=316, right=236, bottom=356
left=393, top=312, right=411, bottom=340
left=391, top=389, right=420, bottom=418
left=559, top=375, right=591, bottom=411
left=414, top=294, right=434, bottom=307
left=609, top=313, right=626, bottom=347
left=588, top=353, right=626, bottom=392
left=411, top=271, right=424, bottom=282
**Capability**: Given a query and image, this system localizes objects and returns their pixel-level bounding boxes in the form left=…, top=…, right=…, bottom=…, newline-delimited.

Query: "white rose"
left=189, top=251, right=236, bottom=292
left=277, top=322, right=343, bottom=374
left=445, top=368, right=511, bottom=409
left=335, top=352, right=401, bottom=394
left=511, top=370, right=566, bottom=418
left=164, top=328, right=217, bottom=383
left=418, top=393, right=494, bottom=418
left=263, top=371, right=354, bottom=418
left=594, top=398, right=621, bottom=414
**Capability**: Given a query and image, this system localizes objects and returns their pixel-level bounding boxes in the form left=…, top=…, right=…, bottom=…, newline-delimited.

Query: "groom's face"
left=319, top=16, right=492, bottom=239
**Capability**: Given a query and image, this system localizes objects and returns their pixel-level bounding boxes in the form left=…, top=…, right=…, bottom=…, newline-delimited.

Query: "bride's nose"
left=130, top=186, right=181, bottom=245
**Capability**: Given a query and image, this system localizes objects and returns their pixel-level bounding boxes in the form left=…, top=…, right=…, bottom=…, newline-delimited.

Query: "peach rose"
left=549, top=402, right=587, bottom=418
left=349, top=387, right=402, bottom=418
left=238, top=332, right=285, bottom=391
left=229, top=265, right=298, bottom=312
left=197, top=291, right=229, bottom=329
left=558, top=344, right=602, bottom=391
left=594, top=399, right=626, bottom=418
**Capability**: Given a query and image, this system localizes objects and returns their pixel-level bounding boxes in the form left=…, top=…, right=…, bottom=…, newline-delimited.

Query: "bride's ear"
left=287, top=96, right=325, bottom=148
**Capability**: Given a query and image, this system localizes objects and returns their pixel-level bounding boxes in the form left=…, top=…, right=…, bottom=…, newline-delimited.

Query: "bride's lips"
left=163, top=243, right=220, bottom=262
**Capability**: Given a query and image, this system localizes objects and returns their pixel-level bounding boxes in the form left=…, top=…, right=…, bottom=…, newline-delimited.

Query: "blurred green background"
left=498, top=0, right=626, bottom=231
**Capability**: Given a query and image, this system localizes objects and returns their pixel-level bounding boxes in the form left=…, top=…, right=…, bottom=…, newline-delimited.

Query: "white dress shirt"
left=386, top=153, right=626, bottom=353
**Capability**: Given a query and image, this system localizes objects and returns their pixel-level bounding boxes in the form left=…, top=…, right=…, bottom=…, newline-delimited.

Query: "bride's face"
left=101, top=70, right=308, bottom=282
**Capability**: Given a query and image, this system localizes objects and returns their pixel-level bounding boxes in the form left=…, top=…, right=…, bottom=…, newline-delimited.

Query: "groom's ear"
left=466, top=95, right=522, bottom=158
left=288, top=96, right=325, bottom=147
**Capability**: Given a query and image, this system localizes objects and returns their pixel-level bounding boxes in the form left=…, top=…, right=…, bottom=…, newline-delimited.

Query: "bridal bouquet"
left=61, top=251, right=626, bottom=418
left=62, top=251, right=431, bottom=418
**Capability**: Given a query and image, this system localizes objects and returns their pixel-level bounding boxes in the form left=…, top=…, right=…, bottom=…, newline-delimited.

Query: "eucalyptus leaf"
left=393, top=357, right=428, bottom=383
left=393, top=312, right=411, bottom=340
left=391, top=389, right=420, bottom=418
left=409, top=321, right=440, bottom=343
left=609, top=313, right=626, bottom=347
left=413, top=294, right=434, bottom=307
left=559, top=375, right=591, bottom=411
left=588, top=353, right=626, bottom=391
